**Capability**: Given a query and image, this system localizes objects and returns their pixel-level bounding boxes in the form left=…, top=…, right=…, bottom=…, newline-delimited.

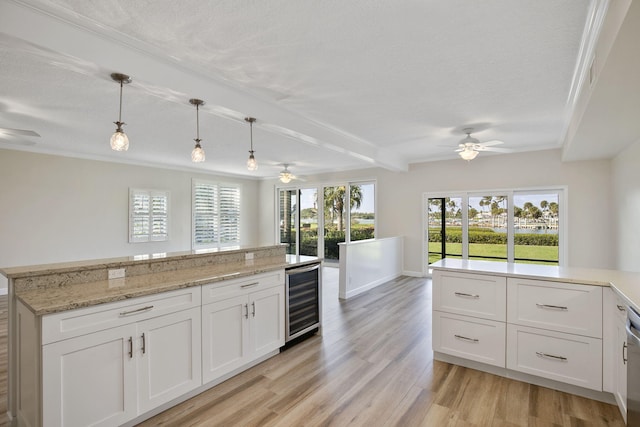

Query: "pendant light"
left=245, top=117, right=257, bottom=171
left=189, top=99, right=205, bottom=163
left=109, top=73, right=132, bottom=151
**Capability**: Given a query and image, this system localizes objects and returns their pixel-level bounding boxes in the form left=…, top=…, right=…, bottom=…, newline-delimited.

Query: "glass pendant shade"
left=247, top=152, right=258, bottom=170
left=110, top=129, right=129, bottom=151
left=110, top=73, right=131, bottom=152
left=459, top=148, right=479, bottom=161
left=189, top=99, right=206, bottom=163
left=192, top=142, right=205, bottom=163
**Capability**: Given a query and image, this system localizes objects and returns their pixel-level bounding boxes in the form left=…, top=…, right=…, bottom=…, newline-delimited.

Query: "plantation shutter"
left=219, top=185, right=241, bottom=244
left=192, top=180, right=241, bottom=248
left=129, top=189, right=169, bottom=243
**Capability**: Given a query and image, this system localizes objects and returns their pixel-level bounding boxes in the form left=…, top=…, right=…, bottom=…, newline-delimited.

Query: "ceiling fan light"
left=459, top=148, right=479, bottom=161
left=192, top=141, right=205, bottom=163
left=247, top=151, right=258, bottom=171
left=110, top=128, right=129, bottom=151
left=279, top=172, right=293, bottom=184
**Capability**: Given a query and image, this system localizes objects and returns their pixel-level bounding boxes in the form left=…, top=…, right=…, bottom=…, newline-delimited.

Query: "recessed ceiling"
left=0, top=0, right=606, bottom=178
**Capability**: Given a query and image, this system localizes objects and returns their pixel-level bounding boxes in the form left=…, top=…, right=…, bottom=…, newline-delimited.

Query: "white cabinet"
left=42, top=324, right=137, bottom=427
left=432, top=270, right=506, bottom=367
left=506, top=278, right=603, bottom=391
left=30, top=287, right=202, bottom=427
left=202, top=271, right=285, bottom=384
left=604, top=287, right=628, bottom=421
left=136, top=307, right=202, bottom=414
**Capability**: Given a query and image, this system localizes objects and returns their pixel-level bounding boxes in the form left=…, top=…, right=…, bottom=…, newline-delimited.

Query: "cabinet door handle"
left=241, top=282, right=260, bottom=289
left=454, top=292, right=480, bottom=299
left=536, top=351, right=567, bottom=361
left=141, top=333, right=146, bottom=355
left=128, top=337, right=133, bottom=359
left=119, top=305, right=154, bottom=317
left=535, top=303, right=568, bottom=311
left=617, top=305, right=626, bottom=312
left=252, top=301, right=256, bottom=317
left=244, top=304, right=249, bottom=319
left=623, top=342, right=628, bottom=364
left=454, top=334, right=479, bottom=343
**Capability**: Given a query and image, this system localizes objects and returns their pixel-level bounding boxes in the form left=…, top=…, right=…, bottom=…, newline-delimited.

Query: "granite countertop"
left=430, top=258, right=640, bottom=313
left=17, top=255, right=322, bottom=316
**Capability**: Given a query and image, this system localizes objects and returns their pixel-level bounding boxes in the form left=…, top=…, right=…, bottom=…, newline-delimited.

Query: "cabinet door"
left=250, top=286, right=285, bottom=358
left=136, top=307, right=202, bottom=414
left=202, top=295, right=249, bottom=384
left=615, top=318, right=628, bottom=421
left=42, top=324, right=137, bottom=427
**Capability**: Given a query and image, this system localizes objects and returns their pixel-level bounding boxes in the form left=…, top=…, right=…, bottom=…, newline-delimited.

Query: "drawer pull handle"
left=141, top=333, right=146, bottom=355
left=119, top=305, right=154, bottom=316
left=536, top=351, right=567, bottom=361
left=617, top=305, right=626, bottom=312
left=128, top=337, right=133, bottom=359
left=454, top=292, right=480, bottom=299
left=535, top=303, right=568, bottom=311
left=241, top=282, right=260, bottom=289
left=252, top=301, right=256, bottom=317
left=244, top=304, right=249, bottom=319
left=454, top=334, right=479, bottom=343
left=623, top=342, right=628, bottom=364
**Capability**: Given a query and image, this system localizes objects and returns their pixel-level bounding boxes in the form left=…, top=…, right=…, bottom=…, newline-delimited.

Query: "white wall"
left=0, top=149, right=261, bottom=288
left=612, top=138, right=640, bottom=272
left=258, top=149, right=614, bottom=274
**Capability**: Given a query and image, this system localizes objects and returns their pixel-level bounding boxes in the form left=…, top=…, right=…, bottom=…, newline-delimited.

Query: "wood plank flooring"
left=0, top=269, right=625, bottom=426
left=138, top=268, right=625, bottom=427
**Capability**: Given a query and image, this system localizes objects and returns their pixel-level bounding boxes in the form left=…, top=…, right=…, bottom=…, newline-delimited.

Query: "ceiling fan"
left=455, top=128, right=510, bottom=161
left=278, top=164, right=305, bottom=183
left=0, top=127, right=41, bottom=146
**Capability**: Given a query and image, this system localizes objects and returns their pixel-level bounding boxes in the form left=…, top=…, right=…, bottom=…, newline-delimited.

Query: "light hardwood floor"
left=0, top=269, right=625, bottom=426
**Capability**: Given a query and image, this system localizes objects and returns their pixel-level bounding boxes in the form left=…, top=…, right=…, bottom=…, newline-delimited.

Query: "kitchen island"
left=1, top=245, right=321, bottom=427
left=430, top=258, right=640, bottom=422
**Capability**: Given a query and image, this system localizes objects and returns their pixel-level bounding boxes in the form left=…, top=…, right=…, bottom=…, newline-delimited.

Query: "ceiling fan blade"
left=477, top=139, right=503, bottom=147
left=0, top=127, right=41, bottom=137
left=479, top=147, right=512, bottom=153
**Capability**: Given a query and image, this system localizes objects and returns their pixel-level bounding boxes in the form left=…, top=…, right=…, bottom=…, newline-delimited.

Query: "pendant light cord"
left=118, top=80, right=123, bottom=123
left=196, top=103, right=200, bottom=141
left=250, top=120, right=253, bottom=151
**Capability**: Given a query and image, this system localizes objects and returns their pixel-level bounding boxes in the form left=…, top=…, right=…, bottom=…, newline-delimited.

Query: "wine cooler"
left=285, top=262, right=321, bottom=342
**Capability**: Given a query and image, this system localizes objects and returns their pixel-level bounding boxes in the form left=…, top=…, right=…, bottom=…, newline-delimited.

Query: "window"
left=129, top=189, right=169, bottom=243
left=192, top=180, right=241, bottom=249
left=425, top=187, right=565, bottom=269
left=349, top=182, right=376, bottom=242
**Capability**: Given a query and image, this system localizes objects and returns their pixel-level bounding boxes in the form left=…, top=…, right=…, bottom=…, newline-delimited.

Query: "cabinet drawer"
left=507, top=278, right=602, bottom=338
left=202, top=270, right=284, bottom=305
left=507, top=324, right=602, bottom=391
left=433, top=311, right=506, bottom=368
left=42, top=287, right=201, bottom=344
left=433, top=270, right=506, bottom=321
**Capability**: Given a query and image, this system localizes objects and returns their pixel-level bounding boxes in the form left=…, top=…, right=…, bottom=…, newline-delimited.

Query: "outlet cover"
left=108, top=268, right=126, bottom=279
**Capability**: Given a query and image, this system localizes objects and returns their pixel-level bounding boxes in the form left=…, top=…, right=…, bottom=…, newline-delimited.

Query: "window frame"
left=423, top=186, right=567, bottom=275
left=128, top=188, right=169, bottom=243
left=192, top=179, right=241, bottom=250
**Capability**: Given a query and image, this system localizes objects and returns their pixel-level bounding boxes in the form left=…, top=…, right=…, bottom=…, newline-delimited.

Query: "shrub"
left=428, top=228, right=558, bottom=246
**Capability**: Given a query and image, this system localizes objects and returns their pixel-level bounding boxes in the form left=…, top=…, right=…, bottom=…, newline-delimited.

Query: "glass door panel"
left=278, top=189, right=297, bottom=255
left=350, top=183, right=375, bottom=242
left=299, top=188, right=318, bottom=256
left=468, top=195, right=507, bottom=262
left=427, top=197, right=462, bottom=264
left=323, top=186, right=346, bottom=261
left=513, top=193, right=559, bottom=265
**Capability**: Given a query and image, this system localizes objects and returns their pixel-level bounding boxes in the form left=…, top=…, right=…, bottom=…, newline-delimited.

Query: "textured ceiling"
left=0, top=0, right=607, bottom=179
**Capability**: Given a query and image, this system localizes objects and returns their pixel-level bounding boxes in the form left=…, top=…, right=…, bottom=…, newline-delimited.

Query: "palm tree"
left=324, top=185, right=363, bottom=231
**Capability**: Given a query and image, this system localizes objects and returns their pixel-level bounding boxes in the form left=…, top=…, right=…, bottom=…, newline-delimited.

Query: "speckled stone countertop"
left=430, top=258, right=640, bottom=313
left=13, top=252, right=322, bottom=316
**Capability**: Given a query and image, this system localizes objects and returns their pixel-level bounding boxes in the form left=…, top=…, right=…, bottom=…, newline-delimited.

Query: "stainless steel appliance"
left=285, top=262, right=321, bottom=342
left=627, top=306, right=640, bottom=425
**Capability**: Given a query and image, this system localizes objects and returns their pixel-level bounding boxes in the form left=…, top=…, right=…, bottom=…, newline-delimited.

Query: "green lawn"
left=428, top=242, right=558, bottom=265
